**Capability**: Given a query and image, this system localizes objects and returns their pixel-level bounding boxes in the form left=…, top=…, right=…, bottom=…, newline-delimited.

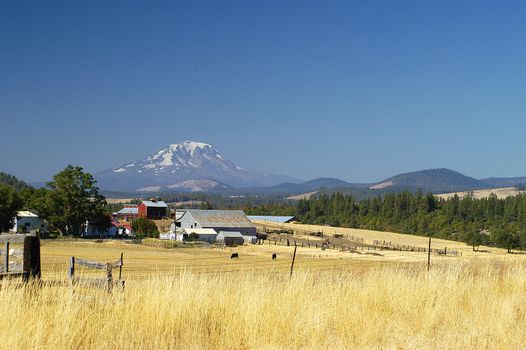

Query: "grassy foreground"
left=1, top=261, right=525, bottom=349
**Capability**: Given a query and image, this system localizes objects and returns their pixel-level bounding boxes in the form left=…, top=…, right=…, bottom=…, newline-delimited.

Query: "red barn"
left=138, top=200, right=168, bottom=220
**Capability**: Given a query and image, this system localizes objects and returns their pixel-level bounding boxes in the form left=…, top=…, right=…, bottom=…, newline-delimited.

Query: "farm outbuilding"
left=216, top=231, right=245, bottom=247
left=113, top=206, right=139, bottom=221
left=176, top=210, right=257, bottom=237
left=138, top=200, right=168, bottom=220
left=181, top=228, right=218, bottom=243
left=83, top=217, right=118, bottom=238
left=11, top=211, right=47, bottom=234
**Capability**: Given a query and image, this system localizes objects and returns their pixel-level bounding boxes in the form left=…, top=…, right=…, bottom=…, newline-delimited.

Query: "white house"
left=11, top=211, right=47, bottom=234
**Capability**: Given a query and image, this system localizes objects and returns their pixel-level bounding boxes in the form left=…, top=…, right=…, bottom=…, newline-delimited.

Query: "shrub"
left=131, top=218, right=159, bottom=238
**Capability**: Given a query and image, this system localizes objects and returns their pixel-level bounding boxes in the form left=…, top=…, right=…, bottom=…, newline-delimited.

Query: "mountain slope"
left=96, top=141, right=300, bottom=191
left=480, top=177, right=526, bottom=188
left=0, top=172, right=32, bottom=191
left=369, top=168, right=488, bottom=193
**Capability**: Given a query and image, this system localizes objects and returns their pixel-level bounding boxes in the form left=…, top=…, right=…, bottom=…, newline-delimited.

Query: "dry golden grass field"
left=437, top=187, right=526, bottom=200
left=3, top=223, right=526, bottom=349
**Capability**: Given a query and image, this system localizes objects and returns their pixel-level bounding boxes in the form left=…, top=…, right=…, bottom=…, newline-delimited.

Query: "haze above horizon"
left=2, top=1, right=526, bottom=183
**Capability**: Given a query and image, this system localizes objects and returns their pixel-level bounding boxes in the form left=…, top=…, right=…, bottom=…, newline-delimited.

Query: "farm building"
left=216, top=231, right=245, bottom=247
left=113, top=206, right=139, bottom=221
left=83, top=217, right=118, bottom=237
left=138, top=200, right=168, bottom=220
left=247, top=216, right=298, bottom=224
left=175, top=210, right=257, bottom=237
left=181, top=228, right=218, bottom=242
left=11, top=211, right=47, bottom=233
left=118, top=223, right=134, bottom=236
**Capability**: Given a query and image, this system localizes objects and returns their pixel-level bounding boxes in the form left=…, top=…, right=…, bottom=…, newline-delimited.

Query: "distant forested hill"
left=0, top=172, right=32, bottom=191
left=369, top=168, right=488, bottom=193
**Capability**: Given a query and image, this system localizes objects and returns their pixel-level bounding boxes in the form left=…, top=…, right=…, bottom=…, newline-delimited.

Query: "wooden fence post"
left=427, top=237, right=432, bottom=271
left=106, top=263, right=113, bottom=294
left=4, top=242, right=9, bottom=273
left=290, top=242, right=297, bottom=278
left=118, top=252, right=123, bottom=280
left=22, top=235, right=40, bottom=282
left=68, top=257, right=75, bottom=284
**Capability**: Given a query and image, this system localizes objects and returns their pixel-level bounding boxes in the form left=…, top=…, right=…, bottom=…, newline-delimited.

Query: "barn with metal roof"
left=138, top=200, right=168, bottom=220
left=176, top=210, right=256, bottom=236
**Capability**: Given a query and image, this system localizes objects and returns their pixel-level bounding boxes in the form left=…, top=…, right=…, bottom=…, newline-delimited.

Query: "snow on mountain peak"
left=111, top=141, right=231, bottom=175
left=99, top=140, right=299, bottom=191
left=169, top=141, right=212, bottom=154
left=127, top=141, right=218, bottom=171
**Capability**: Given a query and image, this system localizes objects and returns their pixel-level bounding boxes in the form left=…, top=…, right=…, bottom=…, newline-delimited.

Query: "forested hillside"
left=0, top=172, right=31, bottom=191
left=247, top=191, right=526, bottom=251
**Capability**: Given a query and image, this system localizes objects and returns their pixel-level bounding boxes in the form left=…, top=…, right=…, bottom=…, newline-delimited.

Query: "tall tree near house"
left=46, top=165, right=107, bottom=236
left=0, top=184, right=24, bottom=232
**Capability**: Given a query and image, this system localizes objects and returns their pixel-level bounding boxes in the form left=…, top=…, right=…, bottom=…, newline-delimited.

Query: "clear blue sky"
left=2, top=0, right=526, bottom=183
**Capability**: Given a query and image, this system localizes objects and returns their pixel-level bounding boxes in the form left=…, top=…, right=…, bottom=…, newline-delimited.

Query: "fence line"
left=256, top=221, right=460, bottom=257
left=264, top=237, right=460, bottom=257
left=68, top=254, right=124, bottom=293
left=255, top=221, right=364, bottom=243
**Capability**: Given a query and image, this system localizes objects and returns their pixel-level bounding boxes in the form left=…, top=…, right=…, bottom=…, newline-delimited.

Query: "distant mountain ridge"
left=480, top=177, right=526, bottom=188
left=95, top=141, right=300, bottom=191
left=368, top=168, right=489, bottom=193
left=95, top=142, right=526, bottom=197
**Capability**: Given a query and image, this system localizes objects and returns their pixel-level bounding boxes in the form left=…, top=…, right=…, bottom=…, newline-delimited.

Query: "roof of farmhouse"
left=17, top=211, right=39, bottom=218
left=178, top=210, right=255, bottom=228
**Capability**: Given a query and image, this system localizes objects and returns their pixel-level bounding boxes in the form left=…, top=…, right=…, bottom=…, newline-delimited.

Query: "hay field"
left=3, top=260, right=526, bottom=349
left=437, top=187, right=526, bottom=200
left=40, top=239, right=394, bottom=281
left=105, top=198, right=137, bottom=204
left=255, top=221, right=512, bottom=257
left=5, top=228, right=526, bottom=349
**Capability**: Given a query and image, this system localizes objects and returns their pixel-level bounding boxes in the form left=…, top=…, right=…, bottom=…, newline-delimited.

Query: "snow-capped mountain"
left=96, top=141, right=300, bottom=192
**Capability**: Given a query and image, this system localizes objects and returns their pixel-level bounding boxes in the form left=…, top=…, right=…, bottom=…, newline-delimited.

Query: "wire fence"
left=255, top=221, right=461, bottom=257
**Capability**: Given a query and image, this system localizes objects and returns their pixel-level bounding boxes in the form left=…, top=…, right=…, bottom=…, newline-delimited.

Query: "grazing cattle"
left=272, top=253, right=277, bottom=260
left=230, top=253, right=239, bottom=259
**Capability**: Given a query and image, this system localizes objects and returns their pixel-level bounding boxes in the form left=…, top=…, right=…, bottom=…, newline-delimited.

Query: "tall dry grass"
left=0, top=261, right=525, bottom=349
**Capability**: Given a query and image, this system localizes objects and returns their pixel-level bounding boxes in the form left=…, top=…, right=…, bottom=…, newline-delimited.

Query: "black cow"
left=230, top=253, right=239, bottom=259
left=272, top=253, right=277, bottom=260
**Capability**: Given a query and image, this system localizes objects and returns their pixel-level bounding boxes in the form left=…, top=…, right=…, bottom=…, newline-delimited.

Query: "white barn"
left=175, top=210, right=257, bottom=237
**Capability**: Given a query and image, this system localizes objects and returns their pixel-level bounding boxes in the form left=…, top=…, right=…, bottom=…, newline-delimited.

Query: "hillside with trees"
left=246, top=191, right=526, bottom=252
left=0, top=172, right=32, bottom=191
